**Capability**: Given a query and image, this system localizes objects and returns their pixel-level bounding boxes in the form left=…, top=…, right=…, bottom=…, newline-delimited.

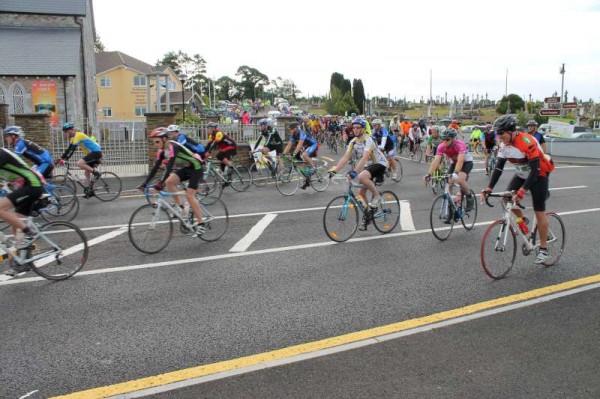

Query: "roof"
left=160, top=91, right=202, bottom=105
left=0, top=0, right=87, bottom=16
left=95, top=51, right=159, bottom=75
left=0, top=27, right=80, bottom=76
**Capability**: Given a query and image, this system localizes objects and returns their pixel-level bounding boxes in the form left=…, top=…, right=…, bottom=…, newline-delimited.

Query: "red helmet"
left=149, top=127, right=169, bottom=138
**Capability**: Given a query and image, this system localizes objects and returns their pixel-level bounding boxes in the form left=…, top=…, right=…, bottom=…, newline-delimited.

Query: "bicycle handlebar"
left=482, top=190, right=525, bottom=209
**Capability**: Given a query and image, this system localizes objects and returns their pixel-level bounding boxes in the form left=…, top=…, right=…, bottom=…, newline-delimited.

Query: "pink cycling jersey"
left=435, top=139, right=473, bottom=163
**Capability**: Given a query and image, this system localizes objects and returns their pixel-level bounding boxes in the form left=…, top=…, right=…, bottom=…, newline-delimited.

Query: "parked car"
left=570, top=132, right=598, bottom=139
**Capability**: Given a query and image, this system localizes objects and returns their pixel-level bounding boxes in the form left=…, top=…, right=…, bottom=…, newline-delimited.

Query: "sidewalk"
left=550, top=155, right=600, bottom=166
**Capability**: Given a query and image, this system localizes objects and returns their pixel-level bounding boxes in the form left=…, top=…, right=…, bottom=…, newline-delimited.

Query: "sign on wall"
left=32, top=80, right=58, bottom=127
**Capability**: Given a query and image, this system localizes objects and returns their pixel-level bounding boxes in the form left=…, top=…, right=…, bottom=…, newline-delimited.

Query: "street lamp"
left=178, top=73, right=187, bottom=121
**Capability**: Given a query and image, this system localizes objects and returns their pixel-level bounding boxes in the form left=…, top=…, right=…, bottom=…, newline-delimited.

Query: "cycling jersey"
left=290, top=129, right=317, bottom=148
left=62, top=131, right=101, bottom=158
left=13, top=139, right=53, bottom=166
left=372, top=126, right=396, bottom=152
left=483, top=130, right=496, bottom=146
left=254, top=127, right=283, bottom=151
left=497, top=132, right=554, bottom=178
left=347, top=135, right=388, bottom=168
left=436, top=139, right=474, bottom=163
left=142, top=141, right=203, bottom=187
left=207, top=130, right=236, bottom=152
left=0, top=148, right=43, bottom=188
left=470, top=129, right=482, bottom=141
left=427, top=135, right=443, bottom=150
left=176, top=134, right=205, bottom=155
left=532, top=131, right=546, bottom=146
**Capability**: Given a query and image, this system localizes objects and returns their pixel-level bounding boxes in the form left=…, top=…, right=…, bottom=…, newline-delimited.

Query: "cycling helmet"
left=62, top=122, right=75, bottom=131
left=258, top=118, right=269, bottom=126
left=149, top=127, right=170, bottom=138
left=4, top=125, right=24, bottom=137
left=350, top=112, right=357, bottom=117
left=526, top=120, right=538, bottom=127
left=403, top=116, right=409, bottom=121
left=166, top=124, right=180, bottom=132
left=440, top=128, right=458, bottom=139
left=288, top=122, right=300, bottom=129
left=352, top=118, right=366, bottom=128
left=372, top=118, right=382, bottom=125
left=207, top=122, right=218, bottom=128
left=492, top=114, right=517, bottom=132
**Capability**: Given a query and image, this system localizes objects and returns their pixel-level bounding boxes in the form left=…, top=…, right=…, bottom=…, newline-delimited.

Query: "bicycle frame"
left=143, top=188, right=212, bottom=232
left=0, top=219, right=61, bottom=265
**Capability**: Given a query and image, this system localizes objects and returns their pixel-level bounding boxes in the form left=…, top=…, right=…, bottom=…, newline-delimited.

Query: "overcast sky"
left=93, top=0, right=600, bottom=103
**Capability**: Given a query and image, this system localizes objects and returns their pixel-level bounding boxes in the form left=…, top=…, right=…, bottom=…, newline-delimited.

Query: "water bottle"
left=516, top=217, right=529, bottom=235
left=182, top=203, right=190, bottom=219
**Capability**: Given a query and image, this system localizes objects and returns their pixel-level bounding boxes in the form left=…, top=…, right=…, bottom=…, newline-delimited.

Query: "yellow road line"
left=51, top=273, right=600, bottom=398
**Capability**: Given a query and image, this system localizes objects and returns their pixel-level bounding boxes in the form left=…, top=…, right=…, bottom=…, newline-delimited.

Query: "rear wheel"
left=310, top=168, right=330, bottom=192
left=40, top=184, right=79, bottom=222
left=390, top=156, right=403, bottom=183
left=532, top=212, right=566, bottom=267
left=461, top=190, right=478, bottom=231
left=372, top=191, right=400, bottom=233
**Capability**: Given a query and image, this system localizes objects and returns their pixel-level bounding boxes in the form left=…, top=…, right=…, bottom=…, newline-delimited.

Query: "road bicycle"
left=384, top=153, right=403, bottom=183
left=323, top=179, right=400, bottom=242
left=424, top=156, right=449, bottom=195
left=485, top=148, right=498, bottom=175
left=199, top=158, right=252, bottom=200
left=276, top=154, right=330, bottom=196
left=53, top=161, right=122, bottom=201
left=128, top=188, right=229, bottom=254
left=428, top=175, right=477, bottom=241
left=480, top=191, right=565, bottom=280
left=249, top=150, right=279, bottom=187
left=326, top=131, right=340, bottom=154
left=0, top=215, right=88, bottom=280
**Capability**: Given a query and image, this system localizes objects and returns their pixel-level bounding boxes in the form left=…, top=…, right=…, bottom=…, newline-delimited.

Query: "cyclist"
left=341, top=119, right=355, bottom=145
left=0, top=148, right=45, bottom=267
left=408, top=122, right=423, bottom=156
left=424, top=128, right=475, bottom=221
left=527, top=120, right=547, bottom=153
left=3, top=126, right=54, bottom=179
left=138, top=127, right=207, bottom=236
left=282, top=121, right=318, bottom=190
left=327, top=118, right=388, bottom=230
left=372, top=119, right=398, bottom=179
left=59, top=122, right=102, bottom=198
left=469, top=126, right=483, bottom=151
left=251, top=118, right=284, bottom=173
left=400, top=116, right=411, bottom=137
left=448, top=119, right=460, bottom=131
left=205, top=122, right=237, bottom=186
left=481, top=115, right=555, bottom=265
left=482, top=123, right=498, bottom=176
left=425, top=125, right=442, bottom=161
left=166, top=124, right=206, bottom=157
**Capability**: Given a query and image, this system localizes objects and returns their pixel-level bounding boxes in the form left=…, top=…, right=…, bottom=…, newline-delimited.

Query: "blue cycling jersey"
left=372, top=127, right=396, bottom=147
left=176, top=134, right=205, bottom=154
left=14, top=139, right=53, bottom=165
left=290, top=129, right=317, bottom=147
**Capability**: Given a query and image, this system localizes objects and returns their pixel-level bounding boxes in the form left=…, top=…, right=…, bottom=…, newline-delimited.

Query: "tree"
left=156, top=51, right=207, bottom=93
left=330, top=72, right=351, bottom=96
left=352, top=79, right=366, bottom=114
left=215, top=76, right=239, bottom=101
left=236, top=65, right=269, bottom=99
left=325, top=87, right=358, bottom=116
left=496, top=94, right=525, bottom=114
left=94, top=34, right=105, bottom=53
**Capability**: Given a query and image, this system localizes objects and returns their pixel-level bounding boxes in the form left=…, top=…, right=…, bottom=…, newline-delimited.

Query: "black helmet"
left=492, top=115, right=517, bottom=132
left=526, top=120, right=538, bottom=127
left=440, top=128, right=458, bottom=139
left=288, top=122, right=300, bottom=129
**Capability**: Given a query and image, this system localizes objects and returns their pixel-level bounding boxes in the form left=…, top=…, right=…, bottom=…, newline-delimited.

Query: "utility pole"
left=560, top=63, right=566, bottom=116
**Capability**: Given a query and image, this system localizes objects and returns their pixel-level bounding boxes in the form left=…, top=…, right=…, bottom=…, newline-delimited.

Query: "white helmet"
left=372, top=119, right=383, bottom=125
left=166, top=124, right=180, bottom=132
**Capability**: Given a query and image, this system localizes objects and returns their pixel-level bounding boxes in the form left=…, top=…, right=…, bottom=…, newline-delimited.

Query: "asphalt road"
left=1, top=151, right=599, bottom=398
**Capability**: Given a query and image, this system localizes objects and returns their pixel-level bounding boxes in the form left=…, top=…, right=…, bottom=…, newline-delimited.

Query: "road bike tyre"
left=128, top=203, right=173, bottom=254
left=310, top=168, right=330, bottom=192
left=276, top=164, right=300, bottom=196
left=250, top=162, right=274, bottom=188
left=30, top=221, right=88, bottom=280
left=230, top=165, right=252, bottom=192
left=532, top=212, right=566, bottom=267
left=391, top=156, right=403, bottom=183
left=94, top=172, right=122, bottom=202
left=198, top=198, right=229, bottom=242
left=412, top=144, right=423, bottom=162
left=332, top=139, right=338, bottom=155
left=480, top=220, right=517, bottom=279
left=430, top=179, right=438, bottom=195
left=373, top=191, right=400, bottom=234
left=461, top=189, right=478, bottom=231
left=198, top=170, right=223, bottom=204
left=323, top=195, right=359, bottom=242
left=430, top=194, right=454, bottom=241
left=40, top=184, right=79, bottom=223
left=52, top=174, right=77, bottom=195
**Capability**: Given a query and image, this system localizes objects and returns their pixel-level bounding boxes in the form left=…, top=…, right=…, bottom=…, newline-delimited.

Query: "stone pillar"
left=12, top=113, right=52, bottom=149
left=276, top=115, right=300, bottom=140
left=144, top=112, right=176, bottom=167
left=0, top=104, right=9, bottom=130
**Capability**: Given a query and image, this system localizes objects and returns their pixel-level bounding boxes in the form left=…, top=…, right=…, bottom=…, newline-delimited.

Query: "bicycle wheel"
left=430, top=194, right=454, bottom=241
left=30, top=221, right=88, bottom=280
left=198, top=169, right=223, bottom=204
left=128, top=203, right=173, bottom=254
left=532, top=212, right=566, bottom=267
left=230, top=165, right=252, bottom=192
left=373, top=191, right=400, bottom=233
left=276, top=164, right=301, bottom=196
left=323, top=195, right=359, bottom=242
left=198, top=198, right=229, bottom=242
left=461, top=190, right=478, bottom=231
left=413, top=143, right=423, bottom=162
left=481, top=220, right=517, bottom=279
left=52, top=174, right=77, bottom=195
left=250, top=162, right=274, bottom=188
left=40, top=184, right=79, bottom=223
left=93, top=172, right=122, bottom=201
left=391, top=156, right=403, bottom=183
left=310, top=168, right=330, bottom=192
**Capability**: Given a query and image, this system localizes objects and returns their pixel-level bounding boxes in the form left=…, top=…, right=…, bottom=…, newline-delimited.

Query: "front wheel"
left=430, top=194, right=454, bottom=241
left=30, top=221, right=88, bottom=280
left=532, top=212, right=566, bottom=267
left=481, top=220, right=517, bottom=279
left=93, top=172, right=122, bottom=201
left=230, top=165, right=252, bottom=192
left=372, top=191, right=400, bottom=233
left=390, top=156, right=403, bottom=183
left=250, top=162, right=275, bottom=188
left=323, top=195, right=359, bottom=242
left=40, top=184, right=79, bottom=223
left=276, top=164, right=301, bottom=196
left=128, top=203, right=173, bottom=254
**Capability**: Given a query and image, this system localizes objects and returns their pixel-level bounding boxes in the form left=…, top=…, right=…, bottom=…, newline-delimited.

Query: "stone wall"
left=12, top=113, right=52, bottom=149
left=0, top=104, right=8, bottom=130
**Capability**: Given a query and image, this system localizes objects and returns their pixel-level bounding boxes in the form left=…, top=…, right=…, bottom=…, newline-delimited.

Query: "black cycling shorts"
left=84, top=151, right=103, bottom=167
left=175, top=165, right=203, bottom=190
left=266, top=143, right=283, bottom=155
left=507, top=175, right=549, bottom=212
left=447, top=161, right=474, bottom=178
left=365, top=164, right=386, bottom=181
left=8, top=185, right=44, bottom=216
left=217, top=149, right=237, bottom=161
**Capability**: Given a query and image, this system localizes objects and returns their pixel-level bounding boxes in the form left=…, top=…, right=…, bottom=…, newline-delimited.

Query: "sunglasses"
left=444, top=138, right=453, bottom=141
left=152, top=139, right=162, bottom=144
left=352, top=126, right=362, bottom=129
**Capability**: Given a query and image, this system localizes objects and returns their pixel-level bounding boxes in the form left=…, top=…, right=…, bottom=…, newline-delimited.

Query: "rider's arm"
left=282, top=141, right=292, bottom=155
left=427, top=155, right=442, bottom=175
left=454, top=153, right=465, bottom=174
left=293, top=140, right=304, bottom=155
left=60, top=143, right=77, bottom=160
left=141, top=153, right=164, bottom=187
left=487, top=157, right=507, bottom=189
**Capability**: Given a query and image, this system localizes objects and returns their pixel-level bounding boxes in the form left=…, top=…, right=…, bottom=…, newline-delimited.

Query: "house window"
left=160, top=79, right=176, bottom=90
left=100, top=77, right=111, bottom=87
left=133, top=75, right=146, bottom=87
left=102, top=107, right=112, bottom=117
left=11, top=85, right=24, bottom=114
left=134, top=106, right=146, bottom=116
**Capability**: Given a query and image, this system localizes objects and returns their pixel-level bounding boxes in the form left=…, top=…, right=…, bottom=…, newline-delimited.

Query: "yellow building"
left=95, top=51, right=185, bottom=121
